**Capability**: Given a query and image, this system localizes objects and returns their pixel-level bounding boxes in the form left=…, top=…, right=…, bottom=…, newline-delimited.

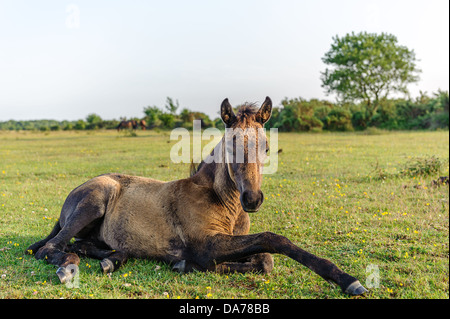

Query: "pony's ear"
left=220, top=98, right=236, bottom=127
left=256, top=96, right=272, bottom=124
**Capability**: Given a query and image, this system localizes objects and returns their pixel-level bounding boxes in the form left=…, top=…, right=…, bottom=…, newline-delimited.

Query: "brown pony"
left=28, top=97, right=366, bottom=295
left=139, top=120, right=147, bottom=130
left=117, top=120, right=137, bottom=131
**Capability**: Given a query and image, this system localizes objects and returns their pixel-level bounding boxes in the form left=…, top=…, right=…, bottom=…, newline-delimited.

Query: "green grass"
left=0, top=130, right=448, bottom=299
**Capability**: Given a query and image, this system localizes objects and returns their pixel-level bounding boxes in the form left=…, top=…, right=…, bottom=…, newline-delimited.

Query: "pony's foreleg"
left=202, top=232, right=367, bottom=295
left=214, top=253, right=274, bottom=274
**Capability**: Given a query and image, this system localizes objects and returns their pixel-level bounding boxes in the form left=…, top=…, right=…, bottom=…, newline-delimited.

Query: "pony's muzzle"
left=241, top=190, right=264, bottom=213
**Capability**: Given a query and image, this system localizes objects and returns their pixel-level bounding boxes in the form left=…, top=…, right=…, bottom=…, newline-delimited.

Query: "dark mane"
left=190, top=160, right=205, bottom=177
left=235, top=103, right=258, bottom=120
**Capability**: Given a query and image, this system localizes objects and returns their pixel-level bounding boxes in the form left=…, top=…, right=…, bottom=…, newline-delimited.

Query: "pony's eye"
left=265, top=147, right=270, bottom=154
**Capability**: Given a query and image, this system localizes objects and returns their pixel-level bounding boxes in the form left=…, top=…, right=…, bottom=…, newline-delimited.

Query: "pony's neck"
left=190, top=139, right=241, bottom=212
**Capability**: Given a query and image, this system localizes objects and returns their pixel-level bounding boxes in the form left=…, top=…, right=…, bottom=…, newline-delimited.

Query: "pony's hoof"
left=172, top=260, right=186, bottom=273
left=344, top=280, right=367, bottom=295
left=56, top=266, right=74, bottom=284
left=100, top=258, right=114, bottom=274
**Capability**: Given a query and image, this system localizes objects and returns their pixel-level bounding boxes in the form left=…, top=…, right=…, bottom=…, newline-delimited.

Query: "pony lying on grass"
left=28, top=97, right=366, bottom=296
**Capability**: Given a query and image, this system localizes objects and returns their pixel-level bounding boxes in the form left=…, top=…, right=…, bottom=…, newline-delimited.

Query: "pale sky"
left=0, top=0, right=448, bottom=121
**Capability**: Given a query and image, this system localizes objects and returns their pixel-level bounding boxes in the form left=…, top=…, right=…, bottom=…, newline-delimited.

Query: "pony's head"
left=220, top=97, right=272, bottom=212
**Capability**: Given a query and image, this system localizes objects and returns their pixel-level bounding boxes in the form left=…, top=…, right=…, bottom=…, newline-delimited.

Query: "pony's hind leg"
left=33, top=193, right=108, bottom=283
left=27, top=221, right=61, bottom=255
left=99, top=251, right=128, bottom=274
left=30, top=222, right=82, bottom=284
left=69, top=238, right=112, bottom=260
left=68, top=239, right=128, bottom=274
left=33, top=243, right=81, bottom=284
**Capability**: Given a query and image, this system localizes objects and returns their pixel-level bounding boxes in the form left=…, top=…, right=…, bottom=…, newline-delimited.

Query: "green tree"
left=165, top=97, right=179, bottom=115
left=159, top=113, right=175, bottom=129
left=321, top=31, right=421, bottom=126
left=143, top=106, right=162, bottom=128
left=86, top=113, right=103, bottom=129
left=74, top=120, right=86, bottom=130
left=278, top=98, right=324, bottom=132
left=179, top=108, right=192, bottom=124
left=324, top=108, right=353, bottom=131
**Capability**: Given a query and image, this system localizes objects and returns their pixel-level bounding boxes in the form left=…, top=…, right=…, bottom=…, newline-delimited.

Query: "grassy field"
left=0, top=129, right=448, bottom=299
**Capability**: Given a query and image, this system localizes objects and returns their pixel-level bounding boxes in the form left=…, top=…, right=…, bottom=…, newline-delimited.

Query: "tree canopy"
left=321, top=31, right=421, bottom=125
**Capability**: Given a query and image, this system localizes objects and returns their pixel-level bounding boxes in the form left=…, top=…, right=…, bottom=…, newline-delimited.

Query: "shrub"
left=401, top=156, right=443, bottom=177
left=324, top=108, right=353, bottom=131
left=159, top=113, right=175, bottom=129
left=74, top=120, right=86, bottom=130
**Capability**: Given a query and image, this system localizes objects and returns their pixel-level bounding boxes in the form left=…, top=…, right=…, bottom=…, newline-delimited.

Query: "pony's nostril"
left=241, top=190, right=263, bottom=212
left=242, top=191, right=250, bottom=205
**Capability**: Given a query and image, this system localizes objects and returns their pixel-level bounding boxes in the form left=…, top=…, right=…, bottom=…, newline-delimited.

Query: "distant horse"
left=139, top=120, right=147, bottom=130
left=117, top=120, right=137, bottom=131
left=28, top=97, right=366, bottom=295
